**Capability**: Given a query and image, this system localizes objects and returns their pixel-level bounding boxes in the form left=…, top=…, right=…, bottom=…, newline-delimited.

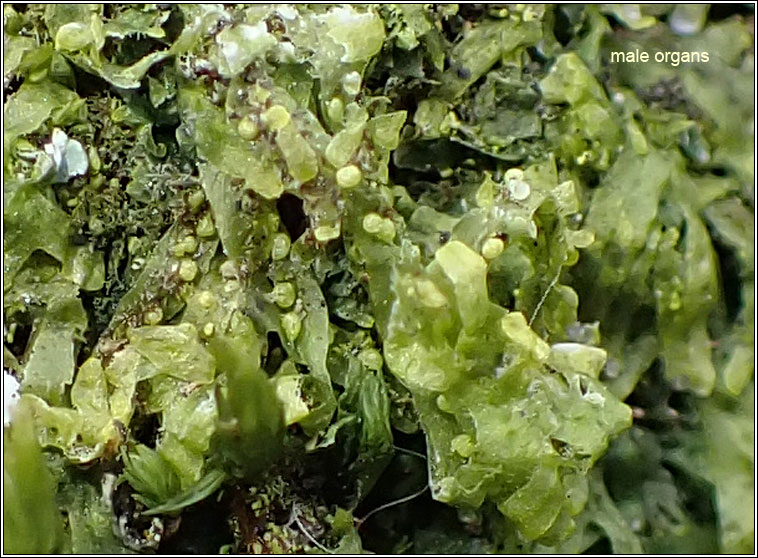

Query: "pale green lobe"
left=367, top=111, right=407, bottom=150
left=326, top=124, right=364, bottom=168
left=180, top=90, right=283, bottom=200
left=128, top=323, right=216, bottom=385
left=215, top=22, right=275, bottom=78
left=499, top=465, right=563, bottom=541
left=548, top=343, right=608, bottom=380
left=585, top=149, right=673, bottom=252
left=434, top=240, right=489, bottom=331
left=274, top=373, right=312, bottom=426
left=323, top=6, right=385, bottom=63
left=539, top=53, right=608, bottom=106
left=276, top=122, right=319, bottom=183
left=3, top=79, right=81, bottom=155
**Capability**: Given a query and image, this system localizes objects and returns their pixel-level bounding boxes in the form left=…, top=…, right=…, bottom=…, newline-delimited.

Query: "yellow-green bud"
left=314, top=223, right=341, bottom=242
left=196, top=213, right=215, bottom=237
left=504, top=168, right=524, bottom=181
left=336, top=164, right=362, bottom=188
left=202, top=322, right=215, bottom=338
left=281, top=311, right=302, bottom=342
left=173, top=235, right=198, bottom=257
left=178, top=259, right=198, bottom=282
left=362, top=213, right=383, bottom=234
left=362, top=213, right=395, bottom=242
left=271, top=282, right=296, bottom=308
left=327, top=97, right=344, bottom=123
left=188, top=190, right=205, bottom=213
left=88, top=146, right=101, bottom=174
left=197, top=290, right=215, bottom=308
left=381, top=219, right=396, bottom=241
left=262, top=105, right=291, bottom=131
left=271, top=233, right=291, bottom=260
left=481, top=237, right=504, bottom=260
left=183, top=235, right=198, bottom=254
left=237, top=115, right=259, bottom=140
left=144, top=307, right=163, bottom=325
left=342, top=71, right=362, bottom=96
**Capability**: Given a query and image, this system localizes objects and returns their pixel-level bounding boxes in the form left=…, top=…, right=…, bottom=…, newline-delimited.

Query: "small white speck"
left=4, top=370, right=21, bottom=427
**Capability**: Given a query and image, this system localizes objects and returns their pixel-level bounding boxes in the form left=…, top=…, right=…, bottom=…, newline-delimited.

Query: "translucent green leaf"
left=367, top=111, right=407, bottom=150
left=59, top=478, right=133, bottom=554
left=499, top=464, right=563, bottom=541
left=276, top=121, right=319, bottom=183
left=322, top=6, right=385, bottom=63
left=180, top=88, right=283, bottom=199
left=4, top=183, right=74, bottom=281
left=128, top=323, right=216, bottom=385
left=20, top=356, right=120, bottom=463
left=585, top=149, right=673, bottom=253
left=102, top=7, right=168, bottom=40
left=215, top=22, right=275, bottom=78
